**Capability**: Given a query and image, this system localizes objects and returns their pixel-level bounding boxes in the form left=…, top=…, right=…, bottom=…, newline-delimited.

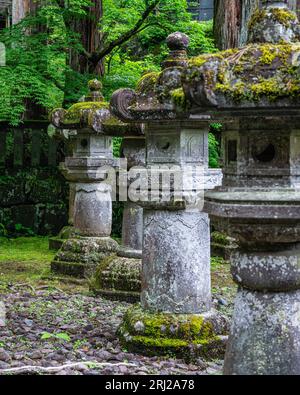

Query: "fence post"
left=13, top=128, right=24, bottom=167
left=48, top=139, right=58, bottom=167
left=31, top=129, right=41, bottom=167
left=0, top=130, right=6, bottom=168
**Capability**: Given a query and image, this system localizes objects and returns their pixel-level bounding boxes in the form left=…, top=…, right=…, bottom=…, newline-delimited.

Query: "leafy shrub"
left=208, top=132, right=221, bottom=168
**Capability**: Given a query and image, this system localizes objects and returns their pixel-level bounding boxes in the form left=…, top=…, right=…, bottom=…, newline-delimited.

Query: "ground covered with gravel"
left=0, top=290, right=225, bottom=376
left=0, top=237, right=235, bottom=376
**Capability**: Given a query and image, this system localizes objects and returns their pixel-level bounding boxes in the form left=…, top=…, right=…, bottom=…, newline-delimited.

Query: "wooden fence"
left=0, top=121, right=65, bottom=169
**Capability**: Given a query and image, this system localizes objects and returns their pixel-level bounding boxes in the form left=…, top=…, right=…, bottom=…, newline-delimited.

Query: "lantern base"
left=51, top=236, right=119, bottom=278
left=49, top=226, right=76, bottom=251
left=90, top=248, right=142, bottom=302
left=118, top=305, right=229, bottom=362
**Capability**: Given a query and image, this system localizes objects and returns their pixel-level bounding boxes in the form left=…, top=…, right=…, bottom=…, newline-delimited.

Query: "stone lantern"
left=111, top=32, right=229, bottom=360
left=50, top=80, right=120, bottom=277
left=180, top=1, right=300, bottom=374
left=91, top=134, right=145, bottom=302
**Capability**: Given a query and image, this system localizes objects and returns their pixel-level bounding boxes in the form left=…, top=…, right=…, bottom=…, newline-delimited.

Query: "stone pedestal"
left=205, top=135, right=300, bottom=374
left=116, top=120, right=229, bottom=360
left=141, top=210, right=211, bottom=313
left=110, top=31, right=229, bottom=360
left=91, top=137, right=145, bottom=301
left=224, top=247, right=300, bottom=375
left=121, top=201, right=143, bottom=252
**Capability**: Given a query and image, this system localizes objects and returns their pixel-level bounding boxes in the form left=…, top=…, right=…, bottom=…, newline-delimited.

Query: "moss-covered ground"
left=0, top=237, right=88, bottom=294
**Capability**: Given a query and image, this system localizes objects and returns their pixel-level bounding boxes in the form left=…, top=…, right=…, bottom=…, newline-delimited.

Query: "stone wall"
left=0, top=125, right=69, bottom=236
left=0, top=168, right=68, bottom=236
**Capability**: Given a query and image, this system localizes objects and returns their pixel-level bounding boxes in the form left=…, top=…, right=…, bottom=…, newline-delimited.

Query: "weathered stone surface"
left=91, top=255, right=141, bottom=301
left=91, top=136, right=145, bottom=301
left=118, top=304, right=229, bottom=362
left=141, top=210, right=211, bottom=314
left=231, top=248, right=300, bottom=291
left=248, top=4, right=300, bottom=44
left=121, top=202, right=143, bottom=251
left=112, top=32, right=229, bottom=360
left=199, top=2, right=300, bottom=375
left=224, top=289, right=300, bottom=375
left=49, top=226, right=76, bottom=250
left=52, top=237, right=119, bottom=278
left=74, top=183, right=112, bottom=237
left=211, top=231, right=238, bottom=260
left=50, top=81, right=119, bottom=276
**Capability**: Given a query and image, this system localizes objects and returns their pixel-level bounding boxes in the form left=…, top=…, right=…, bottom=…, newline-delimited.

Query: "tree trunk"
left=213, top=0, right=259, bottom=50
left=68, top=0, right=103, bottom=75
left=213, top=0, right=300, bottom=50
left=12, top=0, right=39, bottom=24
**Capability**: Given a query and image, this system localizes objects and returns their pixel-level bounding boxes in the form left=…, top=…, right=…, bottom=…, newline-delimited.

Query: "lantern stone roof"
left=111, top=1, right=300, bottom=122
left=51, top=79, right=143, bottom=136
left=184, top=41, right=300, bottom=113
left=51, top=79, right=110, bottom=131
left=110, top=32, right=192, bottom=122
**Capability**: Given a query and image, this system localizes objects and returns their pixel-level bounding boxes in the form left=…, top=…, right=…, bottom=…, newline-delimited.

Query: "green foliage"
left=103, top=55, right=160, bottom=99
left=113, top=136, right=123, bottom=158
left=102, top=1, right=216, bottom=97
left=41, top=331, right=71, bottom=342
left=14, top=224, right=35, bottom=237
left=208, top=132, right=220, bottom=168
left=0, top=223, right=7, bottom=237
left=0, top=4, right=67, bottom=125
left=0, top=1, right=216, bottom=125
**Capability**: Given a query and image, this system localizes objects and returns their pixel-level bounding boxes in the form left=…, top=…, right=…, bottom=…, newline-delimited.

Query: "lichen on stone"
left=249, top=8, right=297, bottom=30
left=186, top=41, right=300, bottom=106
left=117, top=304, right=228, bottom=360
left=63, top=101, right=109, bottom=125
left=136, top=72, right=160, bottom=94
left=170, top=88, right=187, bottom=108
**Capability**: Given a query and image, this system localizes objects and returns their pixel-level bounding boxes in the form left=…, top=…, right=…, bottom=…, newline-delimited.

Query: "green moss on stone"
left=248, top=9, right=267, bottom=30
left=188, top=49, right=238, bottom=68
left=90, top=254, right=118, bottom=289
left=117, top=305, right=228, bottom=361
left=170, top=88, right=187, bottom=108
left=211, top=43, right=300, bottom=103
left=63, top=101, right=108, bottom=125
left=136, top=72, right=160, bottom=94
left=131, top=336, right=188, bottom=348
left=270, top=8, right=297, bottom=27
left=92, top=255, right=142, bottom=293
left=103, top=116, right=124, bottom=127
left=212, top=231, right=231, bottom=246
left=249, top=8, right=296, bottom=30
left=121, top=305, right=222, bottom=341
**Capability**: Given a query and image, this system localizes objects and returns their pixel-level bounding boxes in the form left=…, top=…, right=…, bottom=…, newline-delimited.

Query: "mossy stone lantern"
left=111, top=32, right=229, bottom=360
left=180, top=0, right=300, bottom=374
left=50, top=80, right=120, bottom=277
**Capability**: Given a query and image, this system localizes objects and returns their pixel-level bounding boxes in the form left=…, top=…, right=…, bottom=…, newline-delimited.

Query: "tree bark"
left=213, top=0, right=259, bottom=50
left=12, top=0, right=38, bottom=24
left=68, top=0, right=104, bottom=75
